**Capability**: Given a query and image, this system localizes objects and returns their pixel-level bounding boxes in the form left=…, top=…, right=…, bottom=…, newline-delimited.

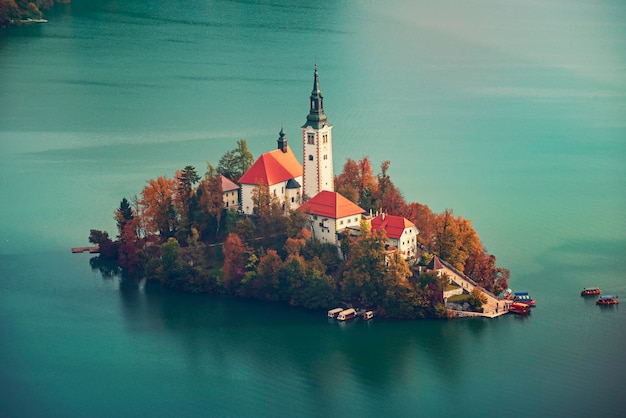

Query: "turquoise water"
left=1, top=1, right=625, bottom=416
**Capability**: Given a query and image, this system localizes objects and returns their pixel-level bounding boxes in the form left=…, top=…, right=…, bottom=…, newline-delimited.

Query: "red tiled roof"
left=299, top=190, right=365, bottom=219
left=238, top=146, right=302, bottom=186
left=220, top=175, right=239, bottom=192
left=427, top=255, right=444, bottom=271
left=370, top=214, right=415, bottom=239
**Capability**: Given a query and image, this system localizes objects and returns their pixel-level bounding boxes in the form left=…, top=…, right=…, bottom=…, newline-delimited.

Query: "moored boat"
left=362, top=310, right=374, bottom=320
left=513, top=292, right=536, bottom=307
left=581, top=287, right=601, bottom=296
left=336, top=308, right=357, bottom=321
left=596, top=295, right=619, bottom=305
left=327, top=307, right=343, bottom=318
left=509, top=302, right=531, bottom=315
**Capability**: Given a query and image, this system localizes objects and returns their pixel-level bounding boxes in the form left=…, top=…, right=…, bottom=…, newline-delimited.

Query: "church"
left=238, top=64, right=337, bottom=215
left=237, top=66, right=417, bottom=260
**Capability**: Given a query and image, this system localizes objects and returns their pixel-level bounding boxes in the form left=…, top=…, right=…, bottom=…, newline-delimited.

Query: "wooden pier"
left=71, top=245, right=100, bottom=254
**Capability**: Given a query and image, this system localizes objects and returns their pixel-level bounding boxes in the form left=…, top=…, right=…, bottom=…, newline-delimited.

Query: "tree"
left=465, top=250, right=510, bottom=295
left=290, top=267, right=336, bottom=310
left=335, top=158, right=360, bottom=203
left=377, top=160, right=407, bottom=215
left=357, top=157, right=379, bottom=211
left=0, top=0, right=20, bottom=27
left=115, top=197, right=134, bottom=238
left=88, top=229, right=118, bottom=260
left=406, top=202, right=436, bottom=247
left=25, top=2, right=42, bottom=19
left=467, top=287, right=488, bottom=312
left=138, top=176, right=178, bottom=239
left=222, top=233, right=247, bottom=292
left=252, top=179, right=286, bottom=238
left=340, top=228, right=387, bottom=307
left=286, top=209, right=309, bottom=239
left=433, top=209, right=465, bottom=270
left=280, top=254, right=307, bottom=303
left=334, top=157, right=379, bottom=211
left=252, top=249, right=283, bottom=300
left=175, top=165, right=200, bottom=230
left=197, top=163, right=224, bottom=241
left=159, top=237, right=183, bottom=287
left=217, top=139, right=254, bottom=181
left=117, top=218, right=143, bottom=273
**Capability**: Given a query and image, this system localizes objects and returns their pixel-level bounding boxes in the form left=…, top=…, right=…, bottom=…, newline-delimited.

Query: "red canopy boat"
left=596, top=295, right=619, bottom=305
left=581, top=287, right=601, bottom=296
left=509, top=302, right=531, bottom=315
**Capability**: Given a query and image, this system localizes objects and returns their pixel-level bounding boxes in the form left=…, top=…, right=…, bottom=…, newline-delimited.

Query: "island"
left=87, top=67, right=510, bottom=320
left=0, top=0, right=70, bottom=28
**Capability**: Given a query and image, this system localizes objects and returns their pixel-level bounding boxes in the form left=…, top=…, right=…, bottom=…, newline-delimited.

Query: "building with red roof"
left=220, top=175, right=240, bottom=210
left=369, top=213, right=419, bottom=263
left=298, top=190, right=365, bottom=257
left=239, top=128, right=303, bottom=214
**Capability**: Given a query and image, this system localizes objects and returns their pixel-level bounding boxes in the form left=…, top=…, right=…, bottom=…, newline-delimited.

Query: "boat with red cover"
left=509, top=302, right=531, bottom=315
left=596, top=295, right=619, bottom=305
left=581, top=287, right=601, bottom=296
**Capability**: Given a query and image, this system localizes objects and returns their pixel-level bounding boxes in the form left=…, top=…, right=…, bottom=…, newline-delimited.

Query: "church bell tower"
left=302, top=64, right=334, bottom=200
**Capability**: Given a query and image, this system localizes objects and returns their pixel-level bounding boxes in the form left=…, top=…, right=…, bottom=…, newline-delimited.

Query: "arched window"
left=308, top=155, right=314, bottom=161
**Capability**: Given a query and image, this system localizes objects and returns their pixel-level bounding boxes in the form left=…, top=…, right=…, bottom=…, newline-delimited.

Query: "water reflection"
left=98, top=263, right=503, bottom=402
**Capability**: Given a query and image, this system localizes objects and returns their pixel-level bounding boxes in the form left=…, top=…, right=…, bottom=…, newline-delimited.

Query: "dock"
left=439, top=262, right=511, bottom=319
left=71, top=245, right=100, bottom=254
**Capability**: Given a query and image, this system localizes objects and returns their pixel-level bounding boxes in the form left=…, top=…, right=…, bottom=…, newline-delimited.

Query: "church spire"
left=277, top=126, right=288, bottom=153
left=303, top=64, right=328, bottom=129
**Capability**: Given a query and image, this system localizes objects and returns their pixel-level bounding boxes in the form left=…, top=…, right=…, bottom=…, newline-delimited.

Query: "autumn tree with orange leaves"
left=138, top=176, right=178, bottom=238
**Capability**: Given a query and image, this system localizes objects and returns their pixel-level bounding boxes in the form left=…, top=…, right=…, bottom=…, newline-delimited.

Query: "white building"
left=238, top=128, right=303, bottom=215
left=298, top=190, right=365, bottom=257
left=302, top=64, right=334, bottom=200
left=220, top=175, right=240, bottom=210
left=369, top=213, right=419, bottom=263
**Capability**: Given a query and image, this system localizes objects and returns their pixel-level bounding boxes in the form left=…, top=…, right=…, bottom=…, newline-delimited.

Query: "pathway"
left=440, top=265, right=508, bottom=318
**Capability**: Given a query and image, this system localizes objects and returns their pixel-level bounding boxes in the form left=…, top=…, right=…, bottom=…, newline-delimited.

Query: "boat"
left=327, top=307, right=343, bottom=318
left=362, top=310, right=374, bottom=320
left=581, top=287, right=601, bottom=296
left=513, top=292, right=536, bottom=307
left=336, top=308, right=357, bottom=321
left=596, top=295, right=619, bottom=305
left=20, top=18, right=48, bottom=24
left=509, top=302, right=531, bottom=315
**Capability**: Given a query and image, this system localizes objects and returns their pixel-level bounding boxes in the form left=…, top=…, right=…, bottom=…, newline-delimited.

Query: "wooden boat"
left=336, top=308, right=357, bottom=321
left=362, top=310, right=374, bottom=320
left=513, top=292, right=536, bottom=307
left=509, top=302, right=531, bottom=315
left=327, top=307, right=343, bottom=318
left=581, top=287, right=601, bottom=296
left=596, top=295, right=619, bottom=305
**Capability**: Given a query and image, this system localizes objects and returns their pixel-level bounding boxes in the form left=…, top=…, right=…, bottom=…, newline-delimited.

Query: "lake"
left=1, top=0, right=625, bottom=417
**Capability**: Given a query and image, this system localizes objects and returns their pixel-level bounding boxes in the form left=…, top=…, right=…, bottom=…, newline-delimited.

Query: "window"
left=309, top=155, right=314, bottom=161
left=323, top=154, right=327, bottom=160
left=340, top=220, right=344, bottom=225
left=323, top=134, right=328, bottom=144
left=307, top=133, right=315, bottom=145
